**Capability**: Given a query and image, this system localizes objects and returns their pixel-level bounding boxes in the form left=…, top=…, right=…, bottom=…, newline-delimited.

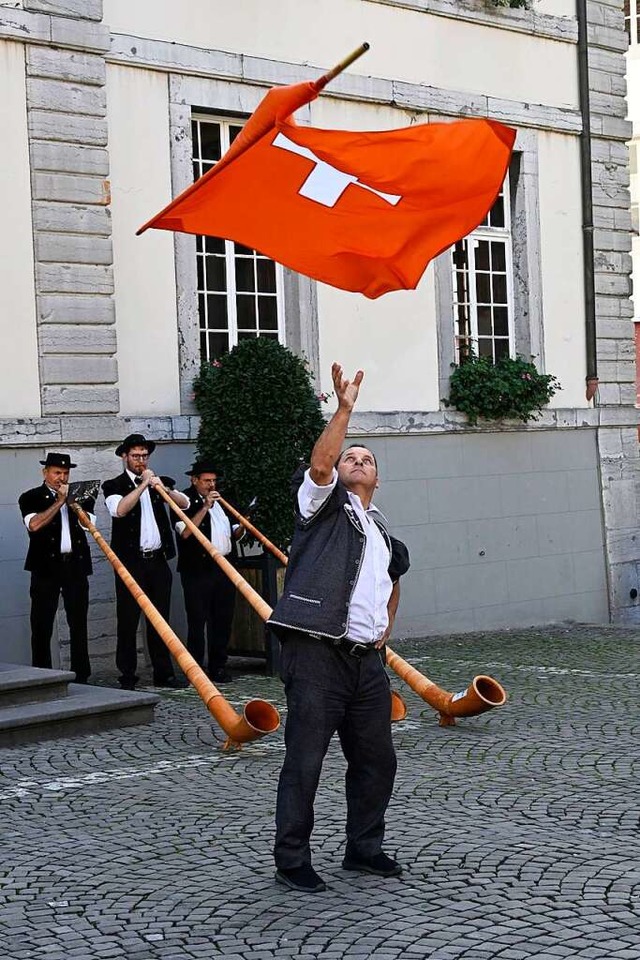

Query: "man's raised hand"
left=332, top=363, right=364, bottom=412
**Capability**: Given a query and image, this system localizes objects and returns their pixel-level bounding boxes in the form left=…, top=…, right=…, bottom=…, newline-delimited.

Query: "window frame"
left=169, top=77, right=319, bottom=415
left=434, top=134, right=545, bottom=406
left=451, top=172, right=516, bottom=365
left=191, top=113, right=286, bottom=362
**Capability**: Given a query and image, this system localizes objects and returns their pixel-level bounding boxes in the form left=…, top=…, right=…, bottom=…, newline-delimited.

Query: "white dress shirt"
left=175, top=500, right=235, bottom=555
left=298, top=468, right=392, bottom=644
left=105, top=470, right=162, bottom=550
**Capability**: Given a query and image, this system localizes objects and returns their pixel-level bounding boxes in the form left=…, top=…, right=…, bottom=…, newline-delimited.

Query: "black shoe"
left=153, top=676, right=188, bottom=689
left=275, top=865, right=327, bottom=893
left=342, top=851, right=402, bottom=877
left=119, top=675, right=138, bottom=691
left=209, top=667, right=232, bottom=683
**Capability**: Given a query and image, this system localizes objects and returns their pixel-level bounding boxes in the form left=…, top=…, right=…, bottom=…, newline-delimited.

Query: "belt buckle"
left=348, top=641, right=369, bottom=658
left=141, top=549, right=155, bottom=558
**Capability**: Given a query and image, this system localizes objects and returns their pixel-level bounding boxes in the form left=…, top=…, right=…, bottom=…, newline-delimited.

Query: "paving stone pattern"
left=1, top=624, right=639, bottom=959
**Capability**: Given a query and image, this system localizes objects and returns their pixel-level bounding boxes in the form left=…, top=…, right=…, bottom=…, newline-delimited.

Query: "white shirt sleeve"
left=175, top=521, right=186, bottom=536
left=105, top=494, right=122, bottom=518
left=297, top=468, right=338, bottom=520
left=24, top=513, right=36, bottom=531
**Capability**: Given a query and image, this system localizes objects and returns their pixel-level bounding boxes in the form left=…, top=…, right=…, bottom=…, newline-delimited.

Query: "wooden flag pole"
left=314, top=42, right=370, bottom=91
left=69, top=500, right=279, bottom=748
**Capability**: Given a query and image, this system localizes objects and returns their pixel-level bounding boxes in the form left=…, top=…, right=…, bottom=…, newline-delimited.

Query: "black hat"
left=40, top=452, right=77, bottom=469
left=186, top=459, right=222, bottom=477
left=115, top=433, right=156, bottom=457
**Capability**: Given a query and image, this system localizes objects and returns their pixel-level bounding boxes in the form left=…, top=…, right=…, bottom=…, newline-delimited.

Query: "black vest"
left=102, top=472, right=176, bottom=562
left=18, top=483, right=93, bottom=576
left=268, top=472, right=409, bottom=640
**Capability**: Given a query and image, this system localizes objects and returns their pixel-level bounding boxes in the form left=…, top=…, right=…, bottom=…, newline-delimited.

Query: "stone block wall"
left=24, top=0, right=118, bottom=417
left=588, top=0, right=640, bottom=622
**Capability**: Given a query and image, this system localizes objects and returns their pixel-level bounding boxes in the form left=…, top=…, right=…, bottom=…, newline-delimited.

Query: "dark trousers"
left=29, top=564, right=91, bottom=681
left=115, top=556, right=174, bottom=684
left=274, top=631, right=396, bottom=870
left=180, top=565, right=236, bottom=672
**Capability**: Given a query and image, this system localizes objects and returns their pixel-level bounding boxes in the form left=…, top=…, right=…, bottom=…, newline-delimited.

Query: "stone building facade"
left=0, top=0, right=637, bottom=668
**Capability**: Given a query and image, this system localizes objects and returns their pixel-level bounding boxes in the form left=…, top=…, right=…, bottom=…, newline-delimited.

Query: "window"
left=625, top=0, right=640, bottom=44
left=191, top=115, right=285, bottom=361
left=451, top=176, right=515, bottom=364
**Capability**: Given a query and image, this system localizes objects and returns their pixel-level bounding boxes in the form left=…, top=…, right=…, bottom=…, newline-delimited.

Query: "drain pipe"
left=577, top=0, right=599, bottom=402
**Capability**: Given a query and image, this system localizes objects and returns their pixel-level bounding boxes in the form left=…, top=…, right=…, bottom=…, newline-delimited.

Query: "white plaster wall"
left=317, top=270, right=438, bottom=411
left=537, top=130, right=587, bottom=408
left=103, top=0, right=579, bottom=111
left=106, top=64, right=181, bottom=416
left=0, top=41, right=40, bottom=418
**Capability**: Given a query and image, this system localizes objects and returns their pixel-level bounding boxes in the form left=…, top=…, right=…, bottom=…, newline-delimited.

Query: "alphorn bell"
left=221, top=497, right=508, bottom=727
left=154, top=487, right=408, bottom=723
left=67, top=481, right=279, bottom=750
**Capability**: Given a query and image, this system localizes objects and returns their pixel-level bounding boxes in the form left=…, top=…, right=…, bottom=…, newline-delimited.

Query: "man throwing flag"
left=268, top=364, right=410, bottom=893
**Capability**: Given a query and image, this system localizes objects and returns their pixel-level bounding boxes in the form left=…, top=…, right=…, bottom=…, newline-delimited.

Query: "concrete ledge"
left=0, top=663, right=75, bottom=707
left=1, top=408, right=639, bottom=447
left=0, top=683, right=160, bottom=747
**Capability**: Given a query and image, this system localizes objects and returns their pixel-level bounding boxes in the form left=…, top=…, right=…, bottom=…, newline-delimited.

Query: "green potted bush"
left=444, top=352, right=560, bottom=426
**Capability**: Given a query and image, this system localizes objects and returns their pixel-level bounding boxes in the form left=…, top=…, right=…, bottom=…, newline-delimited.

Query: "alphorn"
left=68, top=494, right=279, bottom=750
left=155, top=487, right=408, bottom=723
left=223, top=500, right=508, bottom=727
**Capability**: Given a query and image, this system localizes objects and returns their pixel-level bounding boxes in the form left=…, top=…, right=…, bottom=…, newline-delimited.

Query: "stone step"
left=0, top=663, right=159, bottom=746
left=0, top=663, right=76, bottom=707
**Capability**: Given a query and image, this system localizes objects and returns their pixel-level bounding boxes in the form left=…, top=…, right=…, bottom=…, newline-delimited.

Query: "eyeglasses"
left=129, top=454, right=150, bottom=461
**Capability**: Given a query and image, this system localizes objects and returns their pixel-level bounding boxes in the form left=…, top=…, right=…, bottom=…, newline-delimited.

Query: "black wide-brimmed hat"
left=115, top=433, right=156, bottom=457
left=186, top=459, right=223, bottom=477
left=40, top=452, right=77, bottom=469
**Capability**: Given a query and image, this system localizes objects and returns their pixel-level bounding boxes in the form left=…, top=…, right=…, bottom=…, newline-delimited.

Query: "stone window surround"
left=435, top=127, right=544, bottom=402
left=169, top=75, right=319, bottom=414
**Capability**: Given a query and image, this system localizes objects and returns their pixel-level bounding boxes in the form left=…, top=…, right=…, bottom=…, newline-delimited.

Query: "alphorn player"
left=268, top=364, right=410, bottom=894
left=18, top=452, right=94, bottom=683
left=174, top=459, right=244, bottom=684
left=102, top=434, right=189, bottom=690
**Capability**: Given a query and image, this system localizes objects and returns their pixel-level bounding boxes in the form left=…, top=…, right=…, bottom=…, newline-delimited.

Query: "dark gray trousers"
left=274, top=631, right=396, bottom=870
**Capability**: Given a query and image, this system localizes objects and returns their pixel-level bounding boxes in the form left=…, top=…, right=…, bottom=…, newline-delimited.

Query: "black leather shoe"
left=153, top=676, right=188, bottom=689
left=342, top=851, right=402, bottom=877
left=275, top=865, right=327, bottom=893
left=119, top=676, right=138, bottom=691
left=209, top=668, right=232, bottom=683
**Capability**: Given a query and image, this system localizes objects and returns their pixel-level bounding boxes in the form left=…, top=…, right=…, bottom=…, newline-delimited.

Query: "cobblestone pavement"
left=1, top=623, right=640, bottom=959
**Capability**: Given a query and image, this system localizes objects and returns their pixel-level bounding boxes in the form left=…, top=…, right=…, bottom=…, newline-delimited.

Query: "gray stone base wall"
left=372, top=428, right=610, bottom=637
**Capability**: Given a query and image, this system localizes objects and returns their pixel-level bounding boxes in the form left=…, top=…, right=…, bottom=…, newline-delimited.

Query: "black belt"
left=138, top=549, right=164, bottom=560
left=318, top=635, right=377, bottom=658
left=59, top=554, right=76, bottom=563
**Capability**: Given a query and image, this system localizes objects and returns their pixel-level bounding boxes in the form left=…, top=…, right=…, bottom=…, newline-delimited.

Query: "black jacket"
left=18, top=484, right=93, bottom=575
left=102, top=472, right=176, bottom=562
left=174, top=487, right=238, bottom=574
